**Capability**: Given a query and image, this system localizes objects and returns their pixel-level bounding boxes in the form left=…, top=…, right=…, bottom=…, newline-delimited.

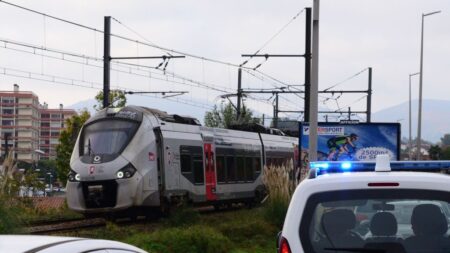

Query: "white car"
left=0, top=235, right=148, bottom=253
left=278, top=155, right=450, bottom=253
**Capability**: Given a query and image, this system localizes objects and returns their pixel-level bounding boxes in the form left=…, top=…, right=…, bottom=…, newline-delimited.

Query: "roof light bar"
left=309, top=160, right=450, bottom=177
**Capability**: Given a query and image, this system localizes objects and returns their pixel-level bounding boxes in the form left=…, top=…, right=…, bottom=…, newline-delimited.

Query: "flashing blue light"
left=310, top=162, right=329, bottom=169
left=309, top=160, right=450, bottom=178
left=341, top=162, right=352, bottom=170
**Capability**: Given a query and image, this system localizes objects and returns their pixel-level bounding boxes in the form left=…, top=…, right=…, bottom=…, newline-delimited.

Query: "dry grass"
left=262, top=159, right=296, bottom=204
left=261, top=160, right=296, bottom=227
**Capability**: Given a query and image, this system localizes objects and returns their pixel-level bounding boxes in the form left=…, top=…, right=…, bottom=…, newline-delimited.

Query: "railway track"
left=27, top=218, right=106, bottom=234
left=26, top=204, right=248, bottom=234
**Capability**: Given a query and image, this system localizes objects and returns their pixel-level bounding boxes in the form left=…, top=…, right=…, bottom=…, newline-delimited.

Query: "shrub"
left=0, top=197, right=21, bottom=234
left=167, top=205, right=200, bottom=227
left=126, top=225, right=231, bottom=253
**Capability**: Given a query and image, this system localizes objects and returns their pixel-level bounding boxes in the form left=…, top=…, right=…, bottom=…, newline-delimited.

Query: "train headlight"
left=68, top=170, right=81, bottom=182
left=116, top=163, right=137, bottom=179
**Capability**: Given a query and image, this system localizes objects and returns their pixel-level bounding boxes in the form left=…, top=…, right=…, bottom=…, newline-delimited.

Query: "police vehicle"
left=278, top=155, right=450, bottom=253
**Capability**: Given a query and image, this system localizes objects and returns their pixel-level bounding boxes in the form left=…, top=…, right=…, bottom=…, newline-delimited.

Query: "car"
left=277, top=155, right=450, bottom=253
left=0, top=235, right=148, bottom=253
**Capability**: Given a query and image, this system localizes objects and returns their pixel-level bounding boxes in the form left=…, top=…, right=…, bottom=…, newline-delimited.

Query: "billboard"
left=299, top=122, right=401, bottom=162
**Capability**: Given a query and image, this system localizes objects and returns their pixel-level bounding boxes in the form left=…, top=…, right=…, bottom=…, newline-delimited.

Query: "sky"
left=0, top=0, right=449, bottom=123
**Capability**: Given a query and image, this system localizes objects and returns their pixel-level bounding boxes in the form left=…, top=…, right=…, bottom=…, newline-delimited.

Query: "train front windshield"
left=80, top=119, right=139, bottom=156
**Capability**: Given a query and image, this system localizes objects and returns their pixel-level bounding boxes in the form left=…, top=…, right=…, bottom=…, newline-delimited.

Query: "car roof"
left=301, top=171, right=450, bottom=193
left=0, top=235, right=147, bottom=253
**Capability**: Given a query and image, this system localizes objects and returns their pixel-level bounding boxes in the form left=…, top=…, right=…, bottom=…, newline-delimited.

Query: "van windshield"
left=80, top=119, right=139, bottom=156
left=300, top=190, right=450, bottom=253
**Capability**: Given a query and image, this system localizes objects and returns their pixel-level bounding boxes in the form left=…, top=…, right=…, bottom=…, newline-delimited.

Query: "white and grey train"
left=66, top=106, right=298, bottom=216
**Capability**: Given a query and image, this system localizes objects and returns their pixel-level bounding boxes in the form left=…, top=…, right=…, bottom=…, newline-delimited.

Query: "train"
left=66, top=106, right=298, bottom=217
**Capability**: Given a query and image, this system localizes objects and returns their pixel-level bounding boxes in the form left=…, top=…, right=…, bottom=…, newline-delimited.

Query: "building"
left=0, top=84, right=77, bottom=163
left=39, top=104, right=77, bottom=160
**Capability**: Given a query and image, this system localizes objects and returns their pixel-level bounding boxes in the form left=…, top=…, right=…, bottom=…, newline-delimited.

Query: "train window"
left=193, top=156, right=204, bottom=184
left=236, top=157, right=245, bottom=181
left=216, top=156, right=226, bottom=183
left=180, top=154, right=191, bottom=173
left=226, top=156, right=236, bottom=182
left=245, top=157, right=253, bottom=181
left=254, top=157, right=261, bottom=173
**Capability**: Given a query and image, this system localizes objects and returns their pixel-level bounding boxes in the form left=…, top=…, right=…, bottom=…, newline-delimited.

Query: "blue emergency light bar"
left=309, top=160, right=450, bottom=177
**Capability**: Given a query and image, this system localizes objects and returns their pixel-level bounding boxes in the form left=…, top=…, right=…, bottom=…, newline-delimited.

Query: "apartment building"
left=0, top=84, right=77, bottom=163
left=39, top=104, right=77, bottom=159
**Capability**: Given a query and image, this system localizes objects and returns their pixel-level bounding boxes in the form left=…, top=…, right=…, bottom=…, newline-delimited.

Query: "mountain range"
left=69, top=98, right=450, bottom=143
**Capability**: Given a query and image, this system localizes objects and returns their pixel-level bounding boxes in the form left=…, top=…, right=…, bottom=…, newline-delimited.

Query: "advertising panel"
left=299, top=122, right=400, bottom=162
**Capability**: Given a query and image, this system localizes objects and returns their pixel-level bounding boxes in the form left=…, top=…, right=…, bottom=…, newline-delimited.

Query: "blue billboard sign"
left=299, top=122, right=401, bottom=162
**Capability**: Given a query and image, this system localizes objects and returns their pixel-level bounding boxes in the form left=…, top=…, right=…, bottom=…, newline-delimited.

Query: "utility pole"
left=367, top=67, right=372, bottom=122
left=409, top=72, right=420, bottom=160
left=304, top=7, right=312, bottom=122
left=103, top=16, right=185, bottom=109
left=273, top=93, right=279, bottom=128
left=103, top=16, right=111, bottom=109
left=348, top=107, right=351, bottom=120
left=417, top=10, right=441, bottom=160
left=236, top=68, right=242, bottom=121
left=309, top=0, right=320, bottom=161
left=240, top=7, right=312, bottom=122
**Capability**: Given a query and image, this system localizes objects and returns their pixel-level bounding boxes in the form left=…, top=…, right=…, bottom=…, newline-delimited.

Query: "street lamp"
left=409, top=72, right=420, bottom=160
left=417, top=10, right=441, bottom=160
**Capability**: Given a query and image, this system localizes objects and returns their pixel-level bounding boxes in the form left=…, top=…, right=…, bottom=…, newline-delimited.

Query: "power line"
left=0, top=1, right=294, bottom=93
left=241, top=8, right=305, bottom=66
left=323, top=68, right=368, bottom=91
left=0, top=38, right=233, bottom=93
left=0, top=0, right=101, bottom=32
left=0, top=65, right=212, bottom=110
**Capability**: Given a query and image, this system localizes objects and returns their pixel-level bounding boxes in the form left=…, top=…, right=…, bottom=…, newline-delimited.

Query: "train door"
left=204, top=143, right=217, bottom=201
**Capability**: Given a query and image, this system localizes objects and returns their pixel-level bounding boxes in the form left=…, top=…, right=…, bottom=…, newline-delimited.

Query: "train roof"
left=89, top=106, right=292, bottom=136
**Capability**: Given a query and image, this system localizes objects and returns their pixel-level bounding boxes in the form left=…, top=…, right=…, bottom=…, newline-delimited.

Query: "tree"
left=204, top=102, right=261, bottom=129
left=94, top=90, right=127, bottom=110
left=56, top=110, right=90, bottom=184
left=441, top=147, right=450, bottom=160
left=428, top=145, right=442, bottom=160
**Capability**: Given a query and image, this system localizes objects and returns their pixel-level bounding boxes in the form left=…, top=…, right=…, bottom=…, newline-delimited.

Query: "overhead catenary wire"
left=0, top=0, right=296, bottom=101
left=0, top=66, right=212, bottom=110
left=240, top=7, right=305, bottom=67
left=0, top=38, right=233, bottom=93
left=322, top=68, right=368, bottom=91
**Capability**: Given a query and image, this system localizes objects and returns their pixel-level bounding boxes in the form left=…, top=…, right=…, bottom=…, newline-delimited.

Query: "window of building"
left=50, top=122, right=61, bottom=128
left=41, top=113, right=50, bottom=118
left=41, top=122, right=50, bottom=127
left=50, top=132, right=59, bottom=137
left=2, top=97, right=14, bottom=104
left=2, top=120, right=14, bottom=126
left=51, top=114, right=61, bottom=119
left=2, top=108, right=14, bottom=115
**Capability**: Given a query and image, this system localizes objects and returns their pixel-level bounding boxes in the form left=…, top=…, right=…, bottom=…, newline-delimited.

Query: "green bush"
left=167, top=206, right=200, bottom=227
left=126, top=225, right=231, bottom=253
left=0, top=198, right=21, bottom=234
left=263, top=197, right=290, bottom=228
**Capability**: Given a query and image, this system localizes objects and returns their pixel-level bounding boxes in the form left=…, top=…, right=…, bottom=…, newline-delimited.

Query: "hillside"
left=372, top=99, right=450, bottom=143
